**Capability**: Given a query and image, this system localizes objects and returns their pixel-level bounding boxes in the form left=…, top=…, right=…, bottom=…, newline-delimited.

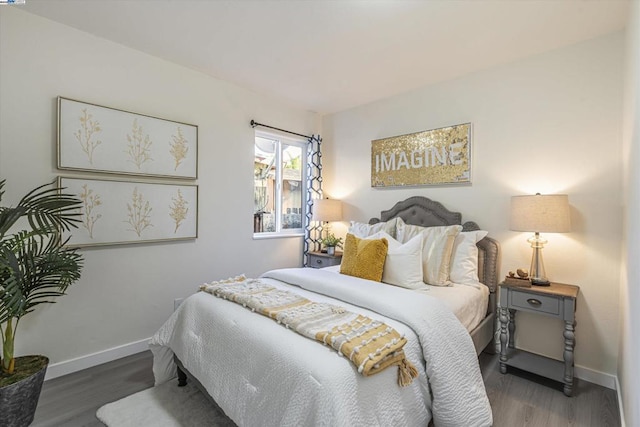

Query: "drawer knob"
left=527, top=298, right=542, bottom=306
left=316, top=259, right=322, bottom=264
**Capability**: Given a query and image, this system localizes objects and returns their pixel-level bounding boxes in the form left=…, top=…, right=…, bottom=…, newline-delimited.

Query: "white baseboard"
left=615, top=375, right=627, bottom=427
left=574, top=364, right=617, bottom=390
left=44, top=337, right=151, bottom=381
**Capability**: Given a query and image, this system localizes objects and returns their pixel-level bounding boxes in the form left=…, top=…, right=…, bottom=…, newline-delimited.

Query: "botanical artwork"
left=126, top=119, right=153, bottom=170
left=74, top=109, right=102, bottom=164
left=170, top=127, right=189, bottom=171
left=371, top=123, right=472, bottom=187
left=58, top=97, right=198, bottom=179
left=59, top=177, right=197, bottom=247
left=169, top=189, right=189, bottom=233
left=126, top=187, right=153, bottom=237
left=78, top=184, right=102, bottom=239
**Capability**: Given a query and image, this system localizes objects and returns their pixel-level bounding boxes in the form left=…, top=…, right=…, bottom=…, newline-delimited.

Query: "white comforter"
left=150, top=268, right=492, bottom=427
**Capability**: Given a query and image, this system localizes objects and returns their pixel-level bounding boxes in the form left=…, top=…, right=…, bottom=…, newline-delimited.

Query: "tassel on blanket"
left=397, top=358, right=419, bottom=387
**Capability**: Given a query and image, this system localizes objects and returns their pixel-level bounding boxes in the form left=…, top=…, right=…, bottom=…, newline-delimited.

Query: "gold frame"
left=59, top=176, right=198, bottom=248
left=371, top=123, right=471, bottom=187
left=57, top=96, right=198, bottom=180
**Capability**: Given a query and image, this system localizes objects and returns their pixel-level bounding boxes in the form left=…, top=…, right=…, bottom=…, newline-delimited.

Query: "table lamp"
left=312, top=198, right=343, bottom=241
left=510, top=193, right=571, bottom=286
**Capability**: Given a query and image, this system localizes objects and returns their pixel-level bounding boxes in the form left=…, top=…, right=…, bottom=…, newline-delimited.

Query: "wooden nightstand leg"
left=499, top=307, right=509, bottom=374
left=508, top=309, right=516, bottom=349
left=563, top=320, right=576, bottom=396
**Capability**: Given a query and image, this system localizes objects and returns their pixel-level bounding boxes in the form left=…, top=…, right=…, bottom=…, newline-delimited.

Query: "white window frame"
left=253, top=130, right=308, bottom=239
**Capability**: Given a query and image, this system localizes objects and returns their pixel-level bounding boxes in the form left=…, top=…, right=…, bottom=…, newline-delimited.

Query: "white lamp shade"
left=510, top=194, right=571, bottom=233
left=313, top=199, right=343, bottom=222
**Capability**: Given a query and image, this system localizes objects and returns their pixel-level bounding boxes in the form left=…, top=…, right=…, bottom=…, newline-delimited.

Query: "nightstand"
left=498, top=281, right=580, bottom=396
left=307, top=251, right=342, bottom=269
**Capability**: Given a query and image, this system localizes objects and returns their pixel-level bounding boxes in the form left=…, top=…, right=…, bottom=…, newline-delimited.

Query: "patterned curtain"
left=304, top=134, right=323, bottom=266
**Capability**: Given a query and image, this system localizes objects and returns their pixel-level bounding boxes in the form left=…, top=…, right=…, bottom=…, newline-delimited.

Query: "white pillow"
left=421, top=225, right=462, bottom=286
left=395, top=217, right=427, bottom=243
left=348, top=217, right=398, bottom=239
left=450, top=230, right=488, bottom=288
left=396, top=218, right=462, bottom=286
left=366, top=231, right=426, bottom=289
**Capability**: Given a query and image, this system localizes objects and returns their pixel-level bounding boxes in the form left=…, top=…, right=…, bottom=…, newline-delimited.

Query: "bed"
left=150, top=196, right=500, bottom=427
left=367, top=196, right=500, bottom=356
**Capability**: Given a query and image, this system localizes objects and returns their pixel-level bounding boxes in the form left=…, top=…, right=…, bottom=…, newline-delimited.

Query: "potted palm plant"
left=0, top=179, right=83, bottom=427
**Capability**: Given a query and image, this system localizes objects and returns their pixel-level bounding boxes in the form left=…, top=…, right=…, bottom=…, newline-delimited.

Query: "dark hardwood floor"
left=32, top=351, right=154, bottom=427
left=32, top=350, right=621, bottom=426
left=479, top=353, right=621, bottom=427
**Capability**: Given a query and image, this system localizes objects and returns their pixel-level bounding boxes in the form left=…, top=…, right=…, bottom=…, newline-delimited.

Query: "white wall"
left=620, top=1, right=640, bottom=424
left=0, top=8, right=318, bottom=370
left=0, top=5, right=629, bottom=397
left=322, top=33, right=624, bottom=384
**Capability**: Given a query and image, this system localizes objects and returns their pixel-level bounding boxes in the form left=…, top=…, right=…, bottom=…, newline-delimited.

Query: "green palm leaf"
left=0, top=179, right=82, bottom=239
left=0, top=179, right=84, bottom=374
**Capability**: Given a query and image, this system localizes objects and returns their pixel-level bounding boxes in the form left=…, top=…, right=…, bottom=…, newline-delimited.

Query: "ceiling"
left=21, top=0, right=629, bottom=115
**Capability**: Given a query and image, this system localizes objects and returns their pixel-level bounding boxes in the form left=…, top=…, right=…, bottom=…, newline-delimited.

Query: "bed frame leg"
left=177, top=365, right=188, bottom=387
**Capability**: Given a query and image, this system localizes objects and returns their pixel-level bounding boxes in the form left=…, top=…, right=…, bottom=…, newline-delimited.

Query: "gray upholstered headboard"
left=369, top=196, right=501, bottom=315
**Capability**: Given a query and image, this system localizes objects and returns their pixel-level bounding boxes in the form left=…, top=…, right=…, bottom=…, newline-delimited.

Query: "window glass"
left=254, top=133, right=306, bottom=236
left=281, top=144, right=302, bottom=230
left=254, top=136, right=276, bottom=232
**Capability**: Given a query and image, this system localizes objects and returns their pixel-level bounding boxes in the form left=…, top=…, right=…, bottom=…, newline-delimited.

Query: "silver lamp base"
left=528, top=232, right=551, bottom=286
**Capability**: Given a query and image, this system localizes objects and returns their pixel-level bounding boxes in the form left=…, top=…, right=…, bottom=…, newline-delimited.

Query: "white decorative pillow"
left=450, top=230, right=488, bottom=288
left=395, top=217, right=427, bottom=244
left=421, top=225, right=462, bottom=286
left=348, top=217, right=398, bottom=239
left=395, top=218, right=462, bottom=286
left=366, top=231, right=425, bottom=289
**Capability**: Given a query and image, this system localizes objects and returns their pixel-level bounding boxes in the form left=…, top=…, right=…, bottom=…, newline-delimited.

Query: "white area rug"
left=96, top=381, right=234, bottom=426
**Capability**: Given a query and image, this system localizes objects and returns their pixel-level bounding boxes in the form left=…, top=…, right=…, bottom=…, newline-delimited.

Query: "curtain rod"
left=250, top=120, right=313, bottom=140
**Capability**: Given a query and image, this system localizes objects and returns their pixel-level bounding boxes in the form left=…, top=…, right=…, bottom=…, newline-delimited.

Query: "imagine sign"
left=371, top=123, right=471, bottom=187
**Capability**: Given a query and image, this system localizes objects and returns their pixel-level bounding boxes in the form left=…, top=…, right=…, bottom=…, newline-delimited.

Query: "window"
left=254, top=132, right=307, bottom=236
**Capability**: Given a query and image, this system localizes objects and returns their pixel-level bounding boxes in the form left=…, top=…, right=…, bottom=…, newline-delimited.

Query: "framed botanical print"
left=58, top=97, right=198, bottom=179
left=59, top=177, right=198, bottom=247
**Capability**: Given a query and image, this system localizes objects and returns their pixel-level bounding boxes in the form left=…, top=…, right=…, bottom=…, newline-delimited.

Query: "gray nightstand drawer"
left=311, top=256, right=331, bottom=268
left=510, top=291, right=560, bottom=315
left=308, top=252, right=342, bottom=269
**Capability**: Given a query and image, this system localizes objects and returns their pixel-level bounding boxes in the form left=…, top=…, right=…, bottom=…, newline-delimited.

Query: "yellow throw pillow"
left=340, top=233, right=388, bottom=282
